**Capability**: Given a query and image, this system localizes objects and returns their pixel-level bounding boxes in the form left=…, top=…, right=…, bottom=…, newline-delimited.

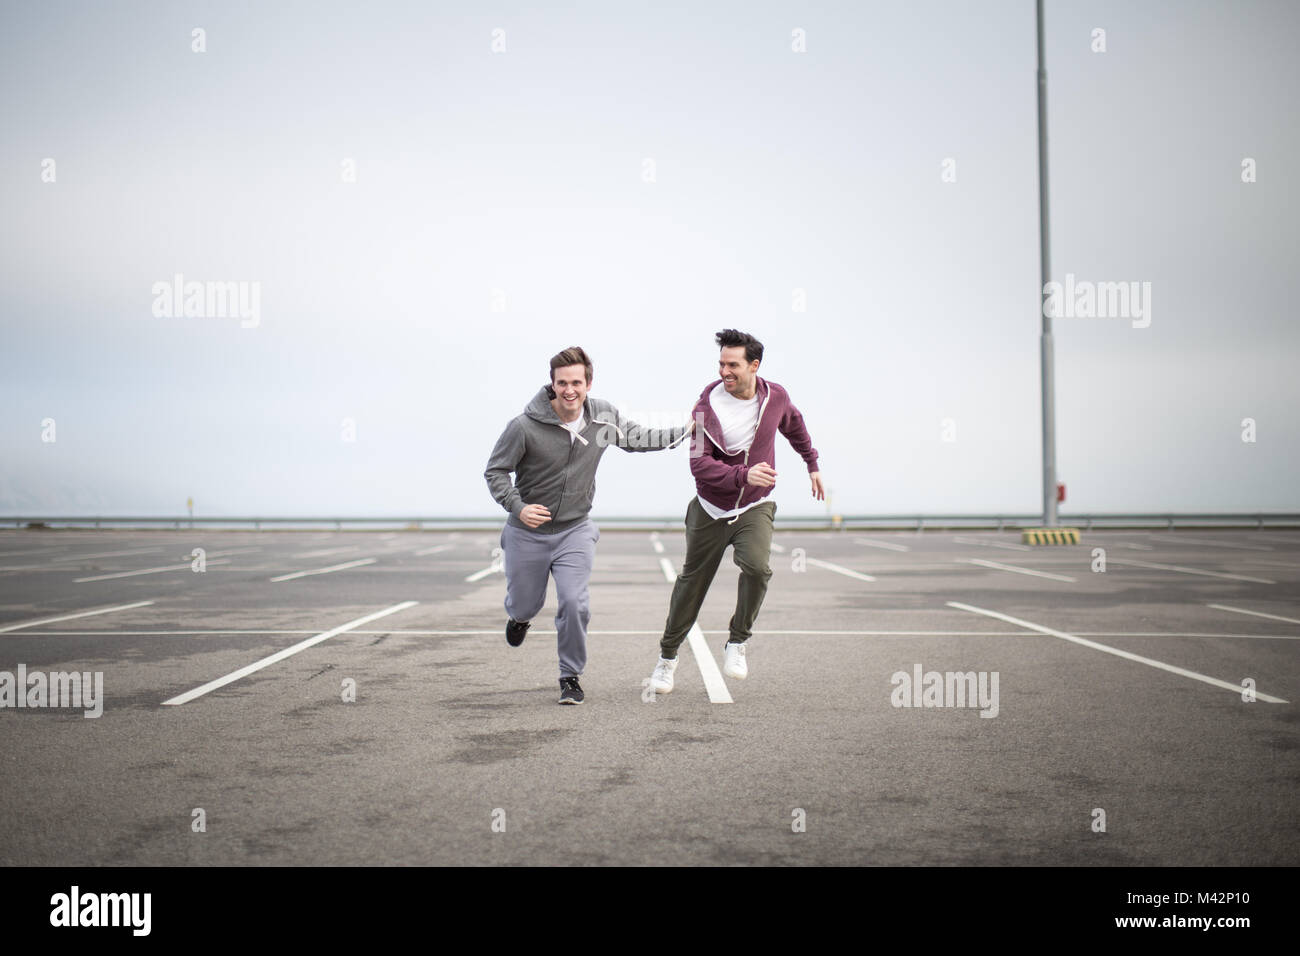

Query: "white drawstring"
left=592, top=417, right=625, bottom=440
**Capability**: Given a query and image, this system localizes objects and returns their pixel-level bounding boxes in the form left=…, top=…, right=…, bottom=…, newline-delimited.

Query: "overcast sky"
left=2, top=0, right=1296, bottom=519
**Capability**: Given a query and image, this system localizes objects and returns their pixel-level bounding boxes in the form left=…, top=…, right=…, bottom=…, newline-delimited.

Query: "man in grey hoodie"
left=484, top=346, right=692, bottom=704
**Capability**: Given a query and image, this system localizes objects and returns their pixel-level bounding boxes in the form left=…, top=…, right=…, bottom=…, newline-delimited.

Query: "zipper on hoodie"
left=731, top=382, right=771, bottom=512
left=553, top=401, right=594, bottom=522
left=554, top=419, right=580, bottom=520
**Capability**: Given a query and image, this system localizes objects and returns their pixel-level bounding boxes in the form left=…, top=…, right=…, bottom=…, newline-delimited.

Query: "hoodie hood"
left=525, top=387, right=564, bottom=424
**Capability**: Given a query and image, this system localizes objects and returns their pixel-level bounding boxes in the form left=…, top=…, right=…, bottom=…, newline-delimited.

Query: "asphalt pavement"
left=1, top=526, right=1296, bottom=865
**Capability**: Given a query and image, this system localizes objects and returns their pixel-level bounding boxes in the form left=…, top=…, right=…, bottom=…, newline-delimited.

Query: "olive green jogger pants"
left=659, top=497, right=776, bottom=659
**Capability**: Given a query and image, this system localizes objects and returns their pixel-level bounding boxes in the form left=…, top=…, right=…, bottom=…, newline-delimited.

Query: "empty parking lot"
left=0, top=526, right=1296, bottom=865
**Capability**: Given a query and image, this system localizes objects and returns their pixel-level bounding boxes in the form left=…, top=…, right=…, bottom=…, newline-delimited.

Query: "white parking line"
left=959, top=558, right=1076, bottom=583
left=953, top=535, right=1032, bottom=552
left=1077, top=632, right=1300, bottom=640
left=1216, top=561, right=1300, bottom=572
left=15, top=629, right=1300, bottom=640
left=1208, top=604, right=1300, bottom=626
left=806, top=557, right=876, bottom=582
left=1191, top=560, right=1300, bottom=574
left=465, top=563, right=502, bottom=582
left=270, top=558, right=377, bottom=582
left=658, top=556, right=732, bottom=703
left=161, top=601, right=419, bottom=705
left=769, top=542, right=787, bottom=554
left=0, top=601, right=156, bottom=634
left=204, top=548, right=262, bottom=558
left=414, top=544, right=454, bottom=556
left=652, top=540, right=665, bottom=554
left=1107, top=558, right=1275, bottom=584
left=75, top=560, right=231, bottom=583
left=51, top=547, right=165, bottom=563
left=21, top=630, right=327, bottom=636
left=703, top=629, right=1030, bottom=635
left=294, top=546, right=361, bottom=559
left=947, top=601, right=1289, bottom=703
left=855, top=537, right=911, bottom=552
left=1147, top=534, right=1273, bottom=552
left=21, top=629, right=664, bottom=637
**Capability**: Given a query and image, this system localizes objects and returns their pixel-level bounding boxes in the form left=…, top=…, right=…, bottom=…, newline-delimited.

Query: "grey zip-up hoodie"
left=485, top=388, right=691, bottom=534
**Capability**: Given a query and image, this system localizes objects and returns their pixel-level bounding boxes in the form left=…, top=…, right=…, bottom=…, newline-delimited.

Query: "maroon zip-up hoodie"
left=689, top=376, right=820, bottom=514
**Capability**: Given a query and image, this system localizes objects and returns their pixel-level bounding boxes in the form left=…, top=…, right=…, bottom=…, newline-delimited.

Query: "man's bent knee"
left=733, top=554, right=772, bottom=580
left=556, top=593, right=591, bottom=620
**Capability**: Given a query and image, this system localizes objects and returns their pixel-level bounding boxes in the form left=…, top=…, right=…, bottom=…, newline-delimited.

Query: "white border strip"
left=12, top=629, right=1300, bottom=640
left=947, top=601, right=1289, bottom=703
left=161, top=601, right=419, bottom=705
left=0, top=601, right=155, bottom=633
left=658, top=556, right=732, bottom=703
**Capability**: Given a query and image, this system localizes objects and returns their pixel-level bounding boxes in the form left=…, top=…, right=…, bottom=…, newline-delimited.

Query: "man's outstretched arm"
left=594, top=404, right=694, bottom=453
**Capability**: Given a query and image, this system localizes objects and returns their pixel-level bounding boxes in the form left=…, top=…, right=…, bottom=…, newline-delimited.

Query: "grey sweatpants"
left=500, top=518, right=600, bottom=679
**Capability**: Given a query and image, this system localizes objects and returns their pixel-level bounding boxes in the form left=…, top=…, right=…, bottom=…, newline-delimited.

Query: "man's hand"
left=519, top=504, right=552, bottom=528
left=746, top=462, right=777, bottom=488
left=809, top=471, right=825, bottom=501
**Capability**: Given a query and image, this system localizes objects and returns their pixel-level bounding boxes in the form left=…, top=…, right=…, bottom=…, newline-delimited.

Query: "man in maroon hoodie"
left=648, top=329, right=824, bottom=693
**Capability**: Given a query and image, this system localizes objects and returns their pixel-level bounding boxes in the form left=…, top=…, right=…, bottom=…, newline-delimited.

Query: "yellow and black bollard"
left=1021, top=527, right=1080, bottom=545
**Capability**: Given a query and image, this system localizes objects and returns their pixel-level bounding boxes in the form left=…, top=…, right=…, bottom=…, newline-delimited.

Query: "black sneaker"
left=558, top=676, right=584, bottom=705
left=506, top=618, right=530, bottom=647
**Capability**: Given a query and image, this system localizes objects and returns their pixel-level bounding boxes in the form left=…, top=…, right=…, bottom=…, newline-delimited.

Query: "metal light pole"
left=1036, top=0, right=1058, bottom=526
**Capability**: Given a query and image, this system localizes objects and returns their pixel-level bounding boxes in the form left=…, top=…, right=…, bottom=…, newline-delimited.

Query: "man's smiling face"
left=550, top=364, right=590, bottom=417
left=718, top=345, right=759, bottom=398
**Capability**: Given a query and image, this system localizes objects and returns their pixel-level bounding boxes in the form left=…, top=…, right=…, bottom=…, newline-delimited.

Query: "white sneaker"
left=722, top=642, right=748, bottom=680
left=650, top=656, right=678, bottom=694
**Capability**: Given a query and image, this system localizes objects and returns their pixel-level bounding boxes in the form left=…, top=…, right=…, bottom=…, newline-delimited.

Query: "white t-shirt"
left=710, top=382, right=759, bottom=453
left=560, top=412, right=586, bottom=443
left=697, top=382, right=763, bottom=521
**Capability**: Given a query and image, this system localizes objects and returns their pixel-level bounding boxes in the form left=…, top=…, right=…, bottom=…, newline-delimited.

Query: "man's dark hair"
left=716, top=329, right=763, bottom=365
left=550, top=346, right=593, bottom=383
